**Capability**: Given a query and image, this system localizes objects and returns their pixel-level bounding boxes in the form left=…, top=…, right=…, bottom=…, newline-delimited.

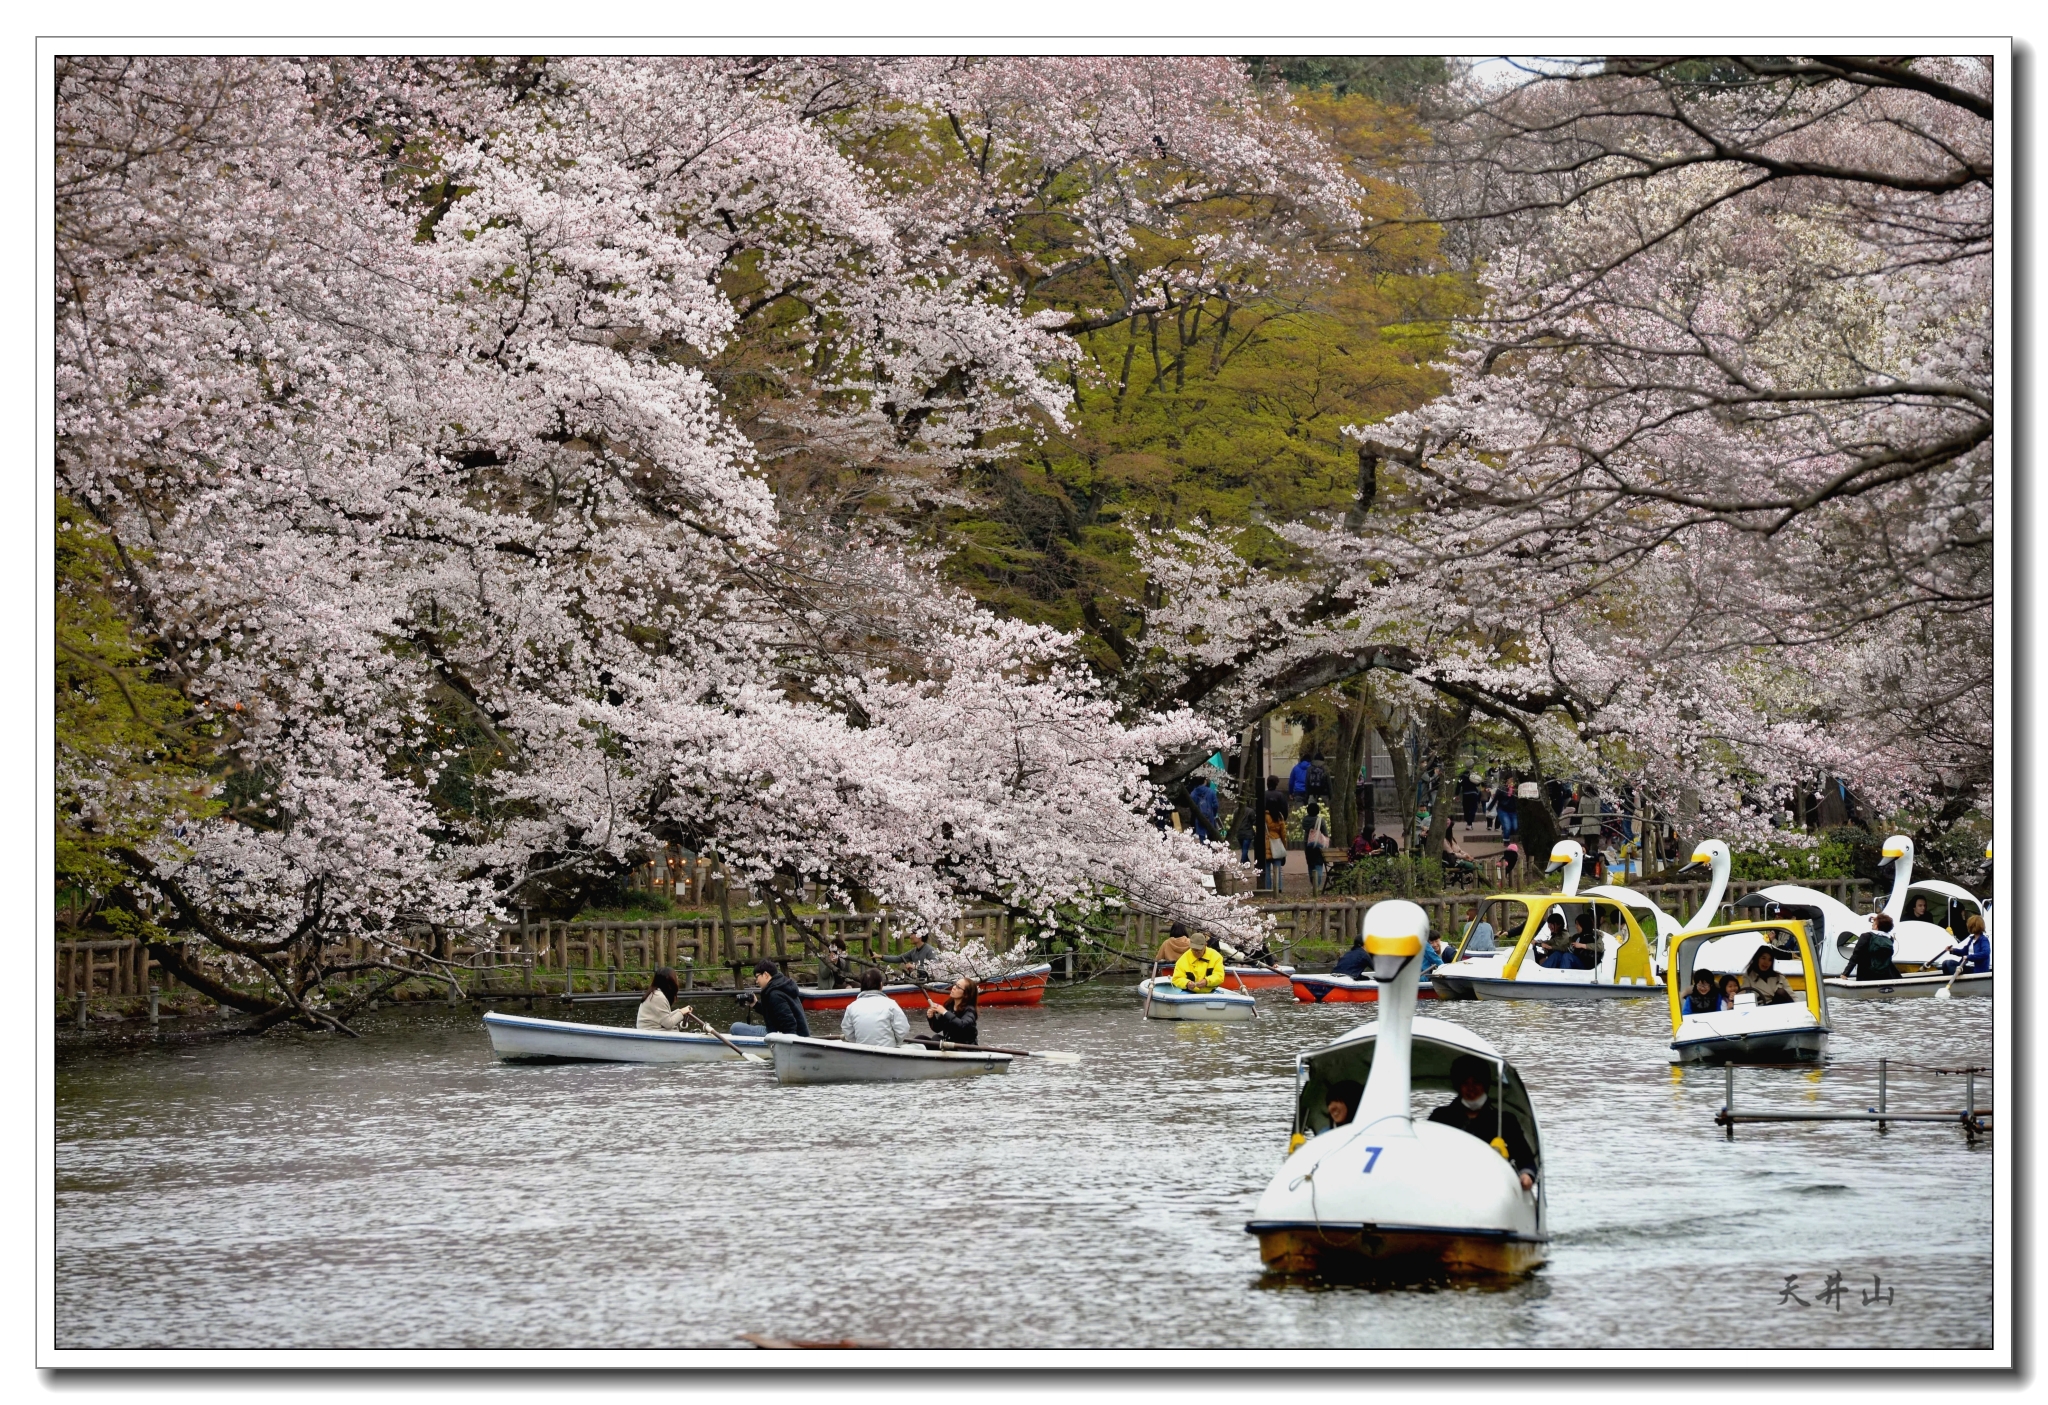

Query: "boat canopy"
left=1292, top=1016, right=1541, bottom=1163
left=1495, top=896, right=1658, bottom=983
left=1667, top=920, right=1829, bottom=1032
left=1452, top=894, right=1657, bottom=981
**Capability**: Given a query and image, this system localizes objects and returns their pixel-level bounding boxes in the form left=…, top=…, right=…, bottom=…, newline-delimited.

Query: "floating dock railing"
left=1715, top=1058, right=1990, bottom=1141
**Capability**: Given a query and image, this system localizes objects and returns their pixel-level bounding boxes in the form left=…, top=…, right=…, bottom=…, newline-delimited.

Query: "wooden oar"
left=910, top=1035, right=1080, bottom=1064
left=685, top=1010, right=767, bottom=1063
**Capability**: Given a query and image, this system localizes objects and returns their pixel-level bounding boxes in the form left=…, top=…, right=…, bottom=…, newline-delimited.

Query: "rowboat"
left=1249, top=900, right=1549, bottom=1279
left=1152, top=961, right=1295, bottom=991
left=482, top=1010, right=767, bottom=1064
left=763, top=1033, right=1012, bottom=1084
left=798, top=962, right=1052, bottom=1012
left=1138, top=977, right=1256, bottom=1022
left=1666, top=920, right=1830, bottom=1064
left=1823, top=970, right=1992, bottom=1000
left=1291, top=972, right=1438, bottom=1004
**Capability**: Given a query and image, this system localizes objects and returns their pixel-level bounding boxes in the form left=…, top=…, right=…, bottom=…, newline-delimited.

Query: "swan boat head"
left=1546, top=840, right=1584, bottom=897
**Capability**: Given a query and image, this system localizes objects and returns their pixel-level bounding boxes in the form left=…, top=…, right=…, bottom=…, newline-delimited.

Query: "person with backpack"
left=1842, top=914, right=1902, bottom=982
left=1289, top=755, right=1314, bottom=800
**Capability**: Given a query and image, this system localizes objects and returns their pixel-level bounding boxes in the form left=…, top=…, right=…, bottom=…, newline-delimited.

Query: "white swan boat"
left=1666, top=918, right=1831, bottom=1064
left=764, top=1033, right=1012, bottom=1084
left=1247, top=899, right=1548, bottom=1278
left=482, top=1010, right=767, bottom=1063
left=1826, top=834, right=1992, bottom=999
left=1578, top=838, right=1728, bottom=972
left=1138, top=977, right=1257, bottom=1022
left=1430, top=842, right=1663, bottom=1001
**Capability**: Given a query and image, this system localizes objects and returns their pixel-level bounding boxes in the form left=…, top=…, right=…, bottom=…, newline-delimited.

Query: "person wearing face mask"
left=1428, top=1055, right=1537, bottom=1191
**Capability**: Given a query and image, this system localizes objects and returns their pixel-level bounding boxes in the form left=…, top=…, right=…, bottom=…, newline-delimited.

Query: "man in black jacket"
left=1428, top=1056, right=1537, bottom=1190
left=734, top=960, right=810, bottom=1037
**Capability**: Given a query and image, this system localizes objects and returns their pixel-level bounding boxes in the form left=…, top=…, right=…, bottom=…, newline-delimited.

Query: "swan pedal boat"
left=1138, top=977, right=1257, bottom=1022
left=1291, top=972, right=1437, bottom=1003
left=1429, top=841, right=1666, bottom=1002
left=1152, top=961, right=1295, bottom=991
left=1667, top=920, right=1830, bottom=1065
left=1248, top=900, right=1548, bottom=1279
left=764, top=1032, right=1012, bottom=1084
left=798, top=962, right=1051, bottom=1011
left=482, top=1010, right=768, bottom=1063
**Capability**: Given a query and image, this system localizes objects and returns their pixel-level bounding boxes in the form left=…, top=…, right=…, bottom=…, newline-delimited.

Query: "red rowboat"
left=1151, top=962, right=1295, bottom=992
left=1290, top=972, right=1439, bottom=1004
left=798, top=962, right=1052, bottom=1012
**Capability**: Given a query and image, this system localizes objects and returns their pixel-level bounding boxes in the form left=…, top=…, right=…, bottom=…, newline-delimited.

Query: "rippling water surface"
left=55, top=980, right=1994, bottom=1350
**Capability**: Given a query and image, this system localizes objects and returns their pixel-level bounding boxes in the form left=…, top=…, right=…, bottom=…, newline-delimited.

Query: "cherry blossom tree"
left=55, top=56, right=1288, bottom=1029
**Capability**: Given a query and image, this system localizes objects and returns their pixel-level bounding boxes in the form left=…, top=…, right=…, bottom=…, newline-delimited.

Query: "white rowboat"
left=1823, top=971, right=1992, bottom=1000
left=483, top=1010, right=767, bottom=1063
left=765, top=1033, right=1012, bottom=1084
left=1139, top=977, right=1257, bottom=1022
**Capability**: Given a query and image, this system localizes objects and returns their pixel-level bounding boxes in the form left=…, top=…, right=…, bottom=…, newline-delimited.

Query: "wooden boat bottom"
left=1250, top=1223, right=1547, bottom=1279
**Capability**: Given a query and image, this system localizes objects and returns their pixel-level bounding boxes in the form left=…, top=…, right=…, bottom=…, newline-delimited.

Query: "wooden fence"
left=51, top=878, right=1869, bottom=1005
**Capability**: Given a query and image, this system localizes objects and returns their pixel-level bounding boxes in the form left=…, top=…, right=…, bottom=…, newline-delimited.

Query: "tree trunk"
left=1329, top=686, right=1370, bottom=848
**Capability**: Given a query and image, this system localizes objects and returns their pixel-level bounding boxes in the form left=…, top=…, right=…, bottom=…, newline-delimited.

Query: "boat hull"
left=1823, top=971, right=1992, bottom=1000
left=1139, top=978, right=1256, bottom=1022
left=1152, top=962, right=1294, bottom=991
left=764, top=1033, right=1011, bottom=1084
left=1291, top=974, right=1438, bottom=1003
left=1670, top=1027, right=1830, bottom=1064
left=1442, top=974, right=1664, bottom=1002
left=1250, top=1222, right=1548, bottom=1278
left=482, top=1011, right=766, bottom=1064
left=799, top=963, right=1051, bottom=1012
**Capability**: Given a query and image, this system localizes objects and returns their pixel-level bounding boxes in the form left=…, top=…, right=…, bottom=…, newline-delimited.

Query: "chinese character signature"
left=1779, top=1273, right=1893, bottom=1308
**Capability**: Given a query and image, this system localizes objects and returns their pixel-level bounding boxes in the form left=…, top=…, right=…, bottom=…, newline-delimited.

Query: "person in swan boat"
left=637, top=967, right=696, bottom=1031
left=1682, top=969, right=1724, bottom=1015
left=1740, top=948, right=1796, bottom=1005
left=1428, top=1055, right=1537, bottom=1191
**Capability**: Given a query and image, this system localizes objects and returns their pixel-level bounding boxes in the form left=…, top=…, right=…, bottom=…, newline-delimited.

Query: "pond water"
left=54, top=980, right=1994, bottom=1351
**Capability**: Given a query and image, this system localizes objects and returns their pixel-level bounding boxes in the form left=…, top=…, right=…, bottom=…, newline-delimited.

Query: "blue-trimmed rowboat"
left=1138, top=977, right=1257, bottom=1022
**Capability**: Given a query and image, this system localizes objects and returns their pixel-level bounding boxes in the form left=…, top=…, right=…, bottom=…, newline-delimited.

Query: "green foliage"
left=1325, top=854, right=1449, bottom=898
left=1727, top=827, right=1876, bottom=882
left=1245, top=55, right=1450, bottom=104
left=54, top=497, right=218, bottom=929
left=937, top=92, right=1478, bottom=686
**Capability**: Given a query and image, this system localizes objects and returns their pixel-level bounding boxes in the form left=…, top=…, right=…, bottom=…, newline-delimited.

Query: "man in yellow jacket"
left=1170, top=931, right=1227, bottom=993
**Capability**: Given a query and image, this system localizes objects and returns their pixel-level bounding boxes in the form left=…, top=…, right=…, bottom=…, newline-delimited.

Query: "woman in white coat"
left=637, top=967, right=696, bottom=1031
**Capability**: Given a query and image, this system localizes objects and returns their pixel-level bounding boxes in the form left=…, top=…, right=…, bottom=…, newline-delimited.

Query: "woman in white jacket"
left=839, top=968, right=911, bottom=1047
left=637, top=968, right=696, bottom=1031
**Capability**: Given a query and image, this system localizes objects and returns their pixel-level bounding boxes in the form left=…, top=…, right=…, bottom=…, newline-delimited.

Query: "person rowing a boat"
left=1429, top=1055, right=1537, bottom=1191
left=924, top=978, right=979, bottom=1045
left=637, top=967, right=696, bottom=1031
left=882, top=932, right=940, bottom=981
left=1938, top=914, right=1991, bottom=976
left=1169, top=930, right=1227, bottom=993
left=840, top=967, right=911, bottom=1047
